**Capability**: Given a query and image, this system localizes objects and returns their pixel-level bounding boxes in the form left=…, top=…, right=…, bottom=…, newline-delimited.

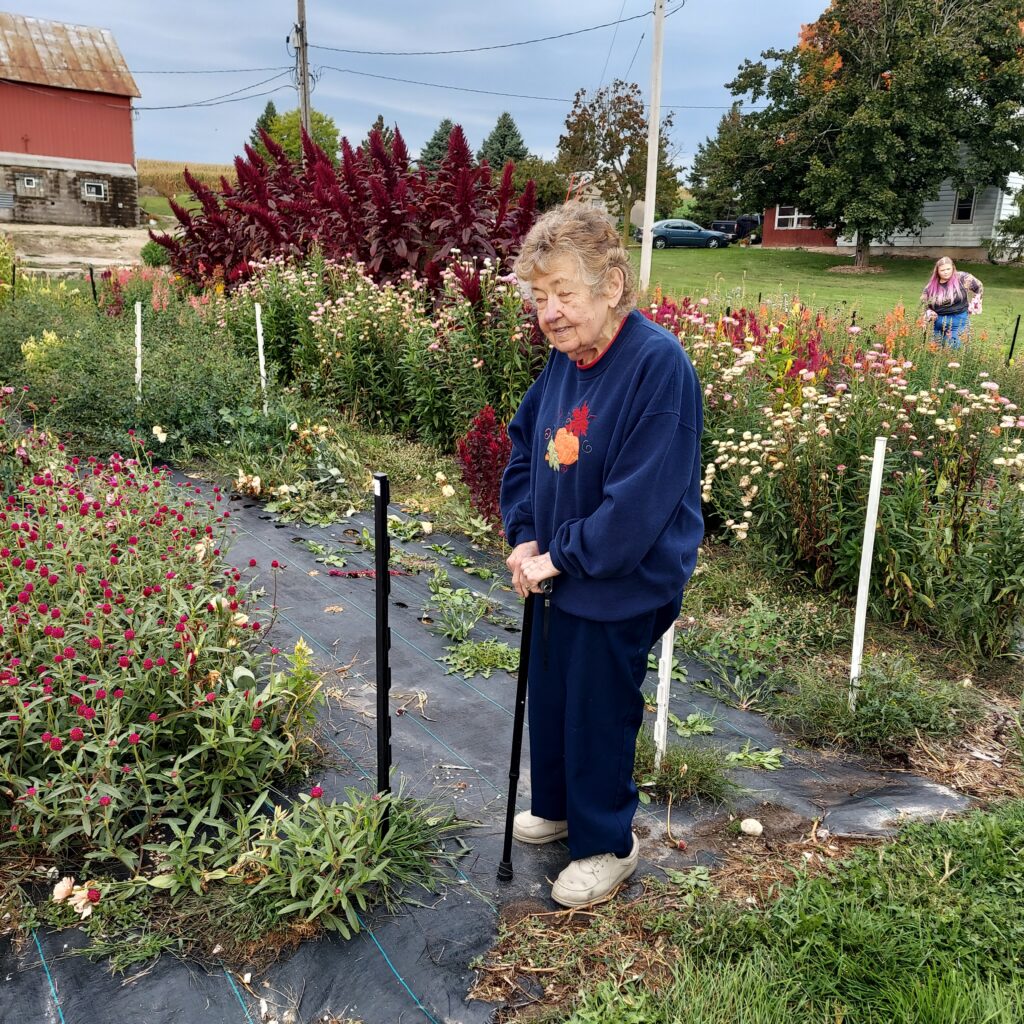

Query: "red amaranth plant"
left=456, top=406, right=511, bottom=527
left=152, top=124, right=536, bottom=293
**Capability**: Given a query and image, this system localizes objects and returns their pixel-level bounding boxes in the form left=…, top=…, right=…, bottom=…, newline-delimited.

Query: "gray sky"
left=22, top=0, right=824, bottom=169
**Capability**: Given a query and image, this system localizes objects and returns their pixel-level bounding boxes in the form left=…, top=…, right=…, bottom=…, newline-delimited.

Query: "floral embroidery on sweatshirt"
left=544, top=401, right=593, bottom=471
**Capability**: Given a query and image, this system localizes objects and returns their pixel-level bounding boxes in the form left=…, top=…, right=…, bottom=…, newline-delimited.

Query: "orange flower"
left=553, top=427, right=580, bottom=467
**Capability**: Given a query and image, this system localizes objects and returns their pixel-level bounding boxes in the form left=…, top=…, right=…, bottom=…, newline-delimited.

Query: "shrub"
left=0, top=437, right=319, bottom=865
left=771, top=654, right=981, bottom=754
left=456, top=406, right=511, bottom=526
left=20, top=309, right=266, bottom=456
left=0, top=277, right=95, bottom=381
left=150, top=124, right=536, bottom=292
left=140, top=240, right=171, bottom=267
left=403, top=260, right=546, bottom=448
left=687, top=298, right=1024, bottom=661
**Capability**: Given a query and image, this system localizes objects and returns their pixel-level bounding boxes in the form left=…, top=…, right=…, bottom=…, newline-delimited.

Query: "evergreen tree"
left=361, top=114, right=396, bottom=156
left=419, top=118, right=455, bottom=171
left=477, top=112, right=529, bottom=167
left=249, top=100, right=278, bottom=153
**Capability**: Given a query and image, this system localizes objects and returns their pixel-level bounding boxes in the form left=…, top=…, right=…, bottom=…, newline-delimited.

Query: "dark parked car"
left=710, top=214, right=763, bottom=244
left=646, top=219, right=731, bottom=249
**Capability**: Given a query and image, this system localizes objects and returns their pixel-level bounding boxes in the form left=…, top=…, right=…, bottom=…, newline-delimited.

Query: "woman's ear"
left=605, top=267, right=625, bottom=309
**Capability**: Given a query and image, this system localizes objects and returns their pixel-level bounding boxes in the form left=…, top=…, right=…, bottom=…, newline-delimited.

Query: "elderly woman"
left=500, top=204, right=703, bottom=907
left=921, top=256, right=983, bottom=349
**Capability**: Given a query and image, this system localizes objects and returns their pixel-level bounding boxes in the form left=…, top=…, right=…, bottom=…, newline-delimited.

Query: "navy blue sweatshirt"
left=501, top=309, right=704, bottom=622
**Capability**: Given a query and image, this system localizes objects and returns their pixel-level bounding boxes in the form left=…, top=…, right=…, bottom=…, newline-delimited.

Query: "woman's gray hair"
left=513, top=203, right=636, bottom=318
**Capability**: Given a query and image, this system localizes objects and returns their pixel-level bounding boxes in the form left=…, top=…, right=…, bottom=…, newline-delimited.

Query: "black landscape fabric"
left=0, top=483, right=971, bottom=1024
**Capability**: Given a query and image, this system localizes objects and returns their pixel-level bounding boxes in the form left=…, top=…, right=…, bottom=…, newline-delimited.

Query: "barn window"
left=952, top=189, right=976, bottom=224
left=82, top=181, right=108, bottom=201
left=16, top=175, right=43, bottom=197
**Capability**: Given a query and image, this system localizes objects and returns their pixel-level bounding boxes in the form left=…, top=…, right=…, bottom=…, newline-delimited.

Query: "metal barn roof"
left=0, top=12, right=140, bottom=98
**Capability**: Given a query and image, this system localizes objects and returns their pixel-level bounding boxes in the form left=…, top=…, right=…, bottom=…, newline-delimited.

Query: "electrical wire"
left=136, top=83, right=294, bottom=111
left=1, top=63, right=293, bottom=75
left=135, top=69, right=292, bottom=109
left=596, top=0, right=629, bottom=92
left=317, top=64, right=570, bottom=103
left=310, top=10, right=653, bottom=56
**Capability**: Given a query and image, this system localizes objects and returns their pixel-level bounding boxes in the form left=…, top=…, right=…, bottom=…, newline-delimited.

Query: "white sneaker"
left=512, top=811, right=569, bottom=844
left=550, top=832, right=639, bottom=907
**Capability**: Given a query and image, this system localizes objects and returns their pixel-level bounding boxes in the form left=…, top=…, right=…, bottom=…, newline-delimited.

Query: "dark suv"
left=710, top=214, right=762, bottom=243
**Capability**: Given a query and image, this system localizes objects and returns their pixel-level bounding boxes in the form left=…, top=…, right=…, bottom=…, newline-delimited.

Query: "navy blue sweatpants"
left=527, top=594, right=681, bottom=860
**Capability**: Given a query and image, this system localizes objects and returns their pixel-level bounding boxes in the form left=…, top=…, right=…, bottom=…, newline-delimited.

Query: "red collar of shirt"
left=576, top=315, right=627, bottom=370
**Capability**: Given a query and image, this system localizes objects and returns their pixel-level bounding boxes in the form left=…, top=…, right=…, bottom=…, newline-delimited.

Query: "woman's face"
left=527, top=256, right=622, bottom=362
left=937, top=259, right=954, bottom=282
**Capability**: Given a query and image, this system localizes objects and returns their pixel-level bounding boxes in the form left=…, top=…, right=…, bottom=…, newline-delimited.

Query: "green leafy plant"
left=425, top=582, right=495, bottom=642
left=772, top=654, right=982, bottom=754
left=441, top=639, right=519, bottom=678
left=724, top=742, right=784, bottom=771
left=669, top=711, right=716, bottom=737
left=634, top=728, right=741, bottom=805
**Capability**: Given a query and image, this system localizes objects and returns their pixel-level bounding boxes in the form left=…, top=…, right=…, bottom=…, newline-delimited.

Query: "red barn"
left=0, top=12, right=141, bottom=227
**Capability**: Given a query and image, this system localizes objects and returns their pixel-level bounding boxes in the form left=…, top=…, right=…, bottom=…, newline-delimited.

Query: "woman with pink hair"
left=921, top=256, right=983, bottom=349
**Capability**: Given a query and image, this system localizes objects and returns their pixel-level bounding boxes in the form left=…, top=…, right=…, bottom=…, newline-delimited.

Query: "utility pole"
left=638, top=0, right=666, bottom=295
left=294, top=0, right=312, bottom=144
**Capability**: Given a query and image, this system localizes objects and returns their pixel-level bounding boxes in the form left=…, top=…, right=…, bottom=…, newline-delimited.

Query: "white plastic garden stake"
left=654, top=623, right=675, bottom=771
left=849, top=435, right=889, bottom=712
left=134, top=302, right=142, bottom=404
left=254, top=302, right=268, bottom=416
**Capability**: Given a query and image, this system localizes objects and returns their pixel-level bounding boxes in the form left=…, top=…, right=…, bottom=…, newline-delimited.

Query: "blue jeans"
left=933, top=311, right=969, bottom=349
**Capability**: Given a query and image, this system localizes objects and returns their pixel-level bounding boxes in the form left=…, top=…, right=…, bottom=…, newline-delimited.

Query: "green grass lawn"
left=633, top=245, right=1024, bottom=336
left=139, top=194, right=200, bottom=223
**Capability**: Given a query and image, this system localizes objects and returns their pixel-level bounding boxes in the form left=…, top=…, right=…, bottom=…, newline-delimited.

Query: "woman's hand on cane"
left=507, top=540, right=540, bottom=599
left=520, top=553, right=560, bottom=595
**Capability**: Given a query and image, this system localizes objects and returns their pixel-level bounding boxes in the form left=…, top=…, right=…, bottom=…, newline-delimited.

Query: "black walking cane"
left=497, top=579, right=551, bottom=883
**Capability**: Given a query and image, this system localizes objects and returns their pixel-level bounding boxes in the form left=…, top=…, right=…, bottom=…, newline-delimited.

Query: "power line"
left=596, top=0, right=629, bottom=92
left=310, top=10, right=652, bottom=56
left=623, top=32, right=646, bottom=80
left=135, top=70, right=293, bottom=110
left=317, top=64, right=571, bottom=103
left=1, top=62, right=291, bottom=75
left=137, top=84, right=294, bottom=111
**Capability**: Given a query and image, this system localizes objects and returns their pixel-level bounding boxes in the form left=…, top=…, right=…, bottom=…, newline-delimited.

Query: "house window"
left=952, top=189, right=976, bottom=223
left=82, top=181, right=108, bottom=201
left=775, top=205, right=815, bottom=230
left=21, top=176, right=36, bottom=189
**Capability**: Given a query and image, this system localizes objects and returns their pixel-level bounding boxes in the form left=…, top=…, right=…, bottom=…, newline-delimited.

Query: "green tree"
left=687, top=103, right=760, bottom=224
left=419, top=118, right=455, bottom=171
left=727, top=0, right=1024, bottom=266
left=477, top=112, right=529, bottom=168
left=512, top=155, right=568, bottom=212
left=557, top=79, right=677, bottom=245
left=249, top=99, right=278, bottom=152
left=361, top=114, right=396, bottom=156
left=267, top=108, right=339, bottom=165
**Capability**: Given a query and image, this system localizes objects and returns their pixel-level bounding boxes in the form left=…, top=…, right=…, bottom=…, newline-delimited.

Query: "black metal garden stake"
left=373, top=472, right=393, bottom=834
left=1007, top=314, right=1021, bottom=367
left=88, top=266, right=98, bottom=306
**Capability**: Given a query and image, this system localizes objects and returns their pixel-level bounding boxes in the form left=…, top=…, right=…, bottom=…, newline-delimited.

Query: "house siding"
left=761, top=206, right=836, bottom=248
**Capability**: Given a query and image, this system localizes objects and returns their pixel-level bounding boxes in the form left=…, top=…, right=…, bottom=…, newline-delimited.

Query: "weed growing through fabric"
left=724, top=742, right=784, bottom=771
left=772, top=653, right=981, bottom=754
left=633, top=728, right=741, bottom=805
left=423, top=575, right=496, bottom=642
left=441, top=639, right=519, bottom=679
left=669, top=711, right=716, bottom=737
left=646, top=650, right=689, bottom=682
